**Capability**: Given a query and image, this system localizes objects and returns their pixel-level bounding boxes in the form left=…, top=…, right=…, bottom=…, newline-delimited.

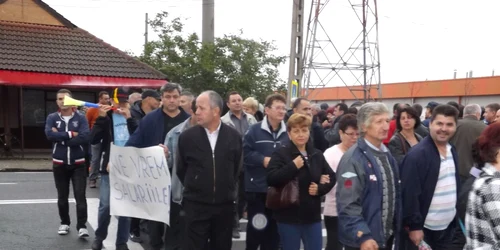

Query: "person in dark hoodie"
left=125, top=82, right=190, bottom=250
left=291, top=97, right=329, bottom=152
left=130, top=89, right=161, bottom=122
left=90, top=87, right=138, bottom=250
left=45, top=88, right=90, bottom=238
left=324, top=103, right=349, bottom=147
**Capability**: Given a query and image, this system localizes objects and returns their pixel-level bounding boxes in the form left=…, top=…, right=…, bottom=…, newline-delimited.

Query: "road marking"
left=233, top=228, right=327, bottom=242
left=0, top=182, right=17, bottom=185
left=0, top=198, right=75, bottom=205
left=87, top=198, right=144, bottom=250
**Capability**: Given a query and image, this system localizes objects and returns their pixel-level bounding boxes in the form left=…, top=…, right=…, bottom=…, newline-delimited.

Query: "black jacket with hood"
left=89, top=110, right=137, bottom=174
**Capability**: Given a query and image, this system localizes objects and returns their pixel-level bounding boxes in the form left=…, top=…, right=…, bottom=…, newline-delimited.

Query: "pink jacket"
left=323, top=145, right=344, bottom=217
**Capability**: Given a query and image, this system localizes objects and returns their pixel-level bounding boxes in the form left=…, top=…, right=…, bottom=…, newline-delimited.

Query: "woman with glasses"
left=323, top=114, right=359, bottom=250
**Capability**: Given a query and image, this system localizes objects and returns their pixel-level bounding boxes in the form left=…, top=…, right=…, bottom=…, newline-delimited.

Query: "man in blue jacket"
left=44, top=88, right=90, bottom=238
left=336, top=102, right=401, bottom=250
left=243, top=93, right=289, bottom=250
left=400, top=104, right=461, bottom=250
left=125, top=82, right=190, bottom=250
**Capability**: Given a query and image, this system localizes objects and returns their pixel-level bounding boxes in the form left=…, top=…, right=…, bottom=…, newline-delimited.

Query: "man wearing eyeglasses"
left=243, top=94, right=290, bottom=250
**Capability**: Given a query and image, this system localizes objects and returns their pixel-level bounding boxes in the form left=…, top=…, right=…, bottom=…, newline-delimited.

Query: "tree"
left=139, top=12, right=287, bottom=103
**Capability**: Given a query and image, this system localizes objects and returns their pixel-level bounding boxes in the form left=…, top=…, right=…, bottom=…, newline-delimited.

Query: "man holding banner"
left=177, top=90, right=243, bottom=250
left=90, top=87, right=136, bottom=250
left=125, top=82, right=190, bottom=250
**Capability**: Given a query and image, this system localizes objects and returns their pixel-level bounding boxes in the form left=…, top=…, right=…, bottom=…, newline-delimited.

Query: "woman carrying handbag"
left=267, top=113, right=336, bottom=250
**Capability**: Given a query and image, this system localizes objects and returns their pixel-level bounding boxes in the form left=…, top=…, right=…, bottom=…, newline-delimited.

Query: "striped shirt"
left=424, top=143, right=457, bottom=231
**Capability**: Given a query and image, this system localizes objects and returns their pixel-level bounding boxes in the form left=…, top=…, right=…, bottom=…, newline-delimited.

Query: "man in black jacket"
left=129, top=89, right=161, bottom=122
left=90, top=88, right=136, bottom=250
left=291, top=97, right=329, bottom=152
left=177, top=90, right=243, bottom=250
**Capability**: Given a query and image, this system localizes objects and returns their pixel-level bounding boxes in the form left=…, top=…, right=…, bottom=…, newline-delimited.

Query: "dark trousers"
left=165, top=202, right=184, bottom=250
left=182, top=200, right=233, bottom=250
left=233, top=173, right=246, bottom=230
left=245, top=192, right=280, bottom=250
left=277, top=222, right=323, bottom=250
left=402, top=219, right=462, bottom=250
left=130, top=218, right=141, bottom=235
left=324, top=216, right=343, bottom=250
left=345, top=236, right=393, bottom=250
left=53, top=163, right=87, bottom=229
left=149, top=201, right=183, bottom=250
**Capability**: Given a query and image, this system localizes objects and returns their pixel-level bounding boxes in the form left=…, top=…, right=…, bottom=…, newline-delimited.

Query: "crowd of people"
left=44, top=83, right=500, bottom=250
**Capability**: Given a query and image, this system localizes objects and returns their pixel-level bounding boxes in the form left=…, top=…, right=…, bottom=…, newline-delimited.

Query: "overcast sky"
left=44, top=0, right=500, bottom=88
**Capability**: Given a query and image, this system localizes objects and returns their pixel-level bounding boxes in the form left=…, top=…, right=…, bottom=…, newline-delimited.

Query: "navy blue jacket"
left=44, top=111, right=90, bottom=165
left=400, top=136, right=460, bottom=231
left=125, top=108, right=190, bottom=148
left=243, top=118, right=289, bottom=193
left=336, top=138, right=402, bottom=249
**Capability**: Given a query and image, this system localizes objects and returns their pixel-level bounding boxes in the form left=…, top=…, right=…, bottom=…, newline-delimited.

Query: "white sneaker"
left=78, top=228, right=89, bottom=238
left=58, top=225, right=70, bottom=235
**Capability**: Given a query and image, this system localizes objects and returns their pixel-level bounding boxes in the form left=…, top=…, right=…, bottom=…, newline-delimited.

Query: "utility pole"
left=144, top=13, right=149, bottom=49
left=202, top=0, right=215, bottom=42
left=287, top=0, right=304, bottom=106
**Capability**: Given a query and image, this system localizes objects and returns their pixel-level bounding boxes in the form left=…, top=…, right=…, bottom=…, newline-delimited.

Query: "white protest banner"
left=109, top=143, right=171, bottom=225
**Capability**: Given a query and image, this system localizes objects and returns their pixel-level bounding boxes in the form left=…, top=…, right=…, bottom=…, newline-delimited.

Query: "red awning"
left=0, top=70, right=167, bottom=88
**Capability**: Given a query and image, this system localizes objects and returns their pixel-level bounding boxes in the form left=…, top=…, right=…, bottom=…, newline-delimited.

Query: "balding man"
left=177, top=91, right=243, bottom=250
left=450, top=103, right=486, bottom=184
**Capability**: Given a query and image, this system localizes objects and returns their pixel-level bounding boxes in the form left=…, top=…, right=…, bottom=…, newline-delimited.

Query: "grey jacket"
left=450, top=115, right=487, bottom=178
left=221, top=111, right=258, bottom=131
left=165, top=117, right=194, bottom=205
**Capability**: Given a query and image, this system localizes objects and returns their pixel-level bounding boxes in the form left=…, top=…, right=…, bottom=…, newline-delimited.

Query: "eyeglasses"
left=270, top=106, right=287, bottom=111
left=344, top=132, right=360, bottom=137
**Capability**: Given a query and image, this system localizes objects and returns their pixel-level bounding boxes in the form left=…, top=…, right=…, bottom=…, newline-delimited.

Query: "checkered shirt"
left=465, top=163, right=500, bottom=249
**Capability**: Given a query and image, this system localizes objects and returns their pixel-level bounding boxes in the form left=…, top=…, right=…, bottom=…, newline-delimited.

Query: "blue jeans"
left=277, top=222, right=322, bottom=250
left=94, top=175, right=131, bottom=246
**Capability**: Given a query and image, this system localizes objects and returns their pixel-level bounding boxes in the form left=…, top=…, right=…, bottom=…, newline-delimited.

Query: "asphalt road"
left=0, top=172, right=327, bottom=250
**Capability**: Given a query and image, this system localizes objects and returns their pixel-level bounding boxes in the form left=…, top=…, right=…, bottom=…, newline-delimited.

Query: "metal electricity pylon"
left=300, top=0, right=382, bottom=103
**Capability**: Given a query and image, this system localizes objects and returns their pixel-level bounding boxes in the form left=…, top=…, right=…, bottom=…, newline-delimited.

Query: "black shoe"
left=91, top=240, right=103, bottom=250
left=116, top=244, right=129, bottom=250
left=232, top=228, right=240, bottom=239
left=129, top=232, right=142, bottom=243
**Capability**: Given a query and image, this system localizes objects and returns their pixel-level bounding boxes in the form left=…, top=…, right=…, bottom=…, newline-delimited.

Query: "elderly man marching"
left=336, top=102, right=402, bottom=250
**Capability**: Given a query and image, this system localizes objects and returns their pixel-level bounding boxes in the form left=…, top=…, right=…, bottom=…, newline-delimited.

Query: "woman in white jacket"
left=323, top=114, right=359, bottom=250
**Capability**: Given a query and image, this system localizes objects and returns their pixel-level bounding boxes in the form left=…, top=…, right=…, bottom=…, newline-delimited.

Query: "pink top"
left=323, top=144, right=344, bottom=217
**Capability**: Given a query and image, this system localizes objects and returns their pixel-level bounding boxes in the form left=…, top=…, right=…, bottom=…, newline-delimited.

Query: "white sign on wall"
left=109, top=143, right=171, bottom=225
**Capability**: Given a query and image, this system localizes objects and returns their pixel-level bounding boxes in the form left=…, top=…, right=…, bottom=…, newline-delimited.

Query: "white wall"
left=413, top=97, right=459, bottom=107
left=463, top=96, right=499, bottom=107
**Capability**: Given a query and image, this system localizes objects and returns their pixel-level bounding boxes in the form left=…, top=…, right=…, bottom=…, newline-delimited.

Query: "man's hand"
left=52, top=127, right=58, bottom=132
left=263, top=157, right=271, bottom=168
left=293, top=155, right=304, bottom=169
left=99, top=105, right=112, bottom=117
left=360, top=239, right=378, bottom=250
left=320, top=174, right=330, bottom=184
left=116, top=106, right=131, bottom=119
left=106, top=163, right=110, bottom=172
left=73, top=132, right=79, bottom=137
left=159, top=144, right=169, bottom=158
left=308, top=182, right=318, bottom=196
left=409, top=230, right=424, bottom=246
